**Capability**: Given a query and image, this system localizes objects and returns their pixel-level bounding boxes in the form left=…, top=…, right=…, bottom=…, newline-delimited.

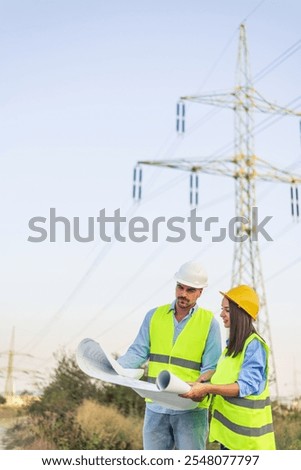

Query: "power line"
left=254, top=39, right=301, bottom=83
left=242, top=0, right=268, bottom=23
left=266, top=256, right=301, bottom=283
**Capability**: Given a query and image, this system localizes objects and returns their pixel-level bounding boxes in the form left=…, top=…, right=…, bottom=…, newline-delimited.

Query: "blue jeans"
left=143, top=408, right=208, bottom=450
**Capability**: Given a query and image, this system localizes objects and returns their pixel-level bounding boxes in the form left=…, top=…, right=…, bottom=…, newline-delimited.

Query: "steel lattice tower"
left=4, top=327, right=15, bottom=400
left=133, top=24, right=301, bottom=399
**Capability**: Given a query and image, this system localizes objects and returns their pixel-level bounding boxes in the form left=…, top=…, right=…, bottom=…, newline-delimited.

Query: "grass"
left=273, top=405, right=301, bottom=450
left=2, top=399, right=143, bottom=450
left=0, top=405, right=20, bottom=424
left=2, top=401, right=301, bottom=450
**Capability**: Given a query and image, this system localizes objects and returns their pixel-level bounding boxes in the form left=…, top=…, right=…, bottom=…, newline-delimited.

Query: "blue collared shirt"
left=118, top=300, right=222, bottom=414
left=236, top=338, right=267, bottom=397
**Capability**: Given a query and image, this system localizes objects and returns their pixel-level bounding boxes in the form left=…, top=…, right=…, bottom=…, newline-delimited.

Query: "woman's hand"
left=180, top=382, right=211, bottom=402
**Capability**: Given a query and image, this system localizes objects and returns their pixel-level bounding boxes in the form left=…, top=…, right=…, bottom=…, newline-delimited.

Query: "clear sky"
left=0, top=0, right=300, bottom=401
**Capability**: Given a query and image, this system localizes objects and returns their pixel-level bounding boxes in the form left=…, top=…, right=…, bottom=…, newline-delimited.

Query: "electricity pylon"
left=4, top=327, right=15, bottom=400
left=0, top=327, right=38, bottom=401
left=133, top=24, right=301, bottom=399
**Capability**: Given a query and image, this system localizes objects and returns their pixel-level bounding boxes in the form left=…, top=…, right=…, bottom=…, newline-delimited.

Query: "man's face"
left=175, top=282, right=202, bottom=310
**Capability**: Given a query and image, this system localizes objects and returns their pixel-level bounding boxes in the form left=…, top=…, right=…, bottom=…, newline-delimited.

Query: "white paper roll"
left=156, top=370, right=191, bottom=394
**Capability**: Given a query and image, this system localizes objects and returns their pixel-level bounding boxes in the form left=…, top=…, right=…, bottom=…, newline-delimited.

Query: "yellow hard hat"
left=220, top=285, right=259, bottom=320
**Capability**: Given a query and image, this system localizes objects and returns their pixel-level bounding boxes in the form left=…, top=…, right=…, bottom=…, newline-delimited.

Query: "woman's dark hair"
left=226, top=299, right=264, bottom=357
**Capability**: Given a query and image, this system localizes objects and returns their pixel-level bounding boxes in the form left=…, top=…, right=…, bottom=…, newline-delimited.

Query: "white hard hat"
left=174, top=261, right=208, bottom=288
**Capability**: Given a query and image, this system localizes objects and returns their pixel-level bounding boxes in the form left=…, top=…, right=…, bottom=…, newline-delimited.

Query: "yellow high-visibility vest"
left=147, top=304, right=214, bottom=408
left=209, top=333, right=276, bottom=449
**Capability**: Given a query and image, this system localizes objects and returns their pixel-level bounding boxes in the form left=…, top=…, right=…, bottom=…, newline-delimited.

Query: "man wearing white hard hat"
left=118, top=260, right=221, bottom=450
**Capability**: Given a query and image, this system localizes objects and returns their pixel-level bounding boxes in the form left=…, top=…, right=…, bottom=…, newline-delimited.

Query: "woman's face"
left=220, top=296, right=230, bottom=328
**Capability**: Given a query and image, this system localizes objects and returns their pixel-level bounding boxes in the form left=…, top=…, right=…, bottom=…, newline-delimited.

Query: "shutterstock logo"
left=27, top=207, right=273, bottom=243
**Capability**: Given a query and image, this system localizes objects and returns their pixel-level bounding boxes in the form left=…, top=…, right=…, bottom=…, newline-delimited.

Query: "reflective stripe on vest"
left=223, top=396, right=271, bottom=409
left=149, top=353, right=201, bottom=371
left=209, top=333, right=276, bottom=450
left=213, top=410, right=274, bottom=437
left=147, top=304, right=214, bottom=408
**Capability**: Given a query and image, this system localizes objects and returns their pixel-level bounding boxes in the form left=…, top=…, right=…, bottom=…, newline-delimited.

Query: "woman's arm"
left=180, top=382, right=239, bottom=402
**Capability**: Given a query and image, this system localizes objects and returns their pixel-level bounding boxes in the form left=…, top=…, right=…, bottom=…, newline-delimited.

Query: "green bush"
left=98, top=383, right=145, bottom=418
left=24, top=351, right=145, bottom=449
left=28, top=352, right=103, bottom=416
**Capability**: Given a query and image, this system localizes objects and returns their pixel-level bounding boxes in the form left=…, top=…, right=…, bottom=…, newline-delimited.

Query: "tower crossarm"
left=252, top=90, right=301, bottom=116
left=255, top=156, right=301, bottom=184
left=181, top=89, right=301, bottom=116
left=137, top=158, right=236, bottom=177
left=180, top=91, right=236, bottom=110
left=138, top=157, right=301, bottom=184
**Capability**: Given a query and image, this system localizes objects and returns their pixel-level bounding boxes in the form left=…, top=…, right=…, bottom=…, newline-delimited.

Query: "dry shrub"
left=4, top=416, right=56, bottom=450
left=22, top=437, right=56, bottom=450
left=76, top=400, right=143, bottom=450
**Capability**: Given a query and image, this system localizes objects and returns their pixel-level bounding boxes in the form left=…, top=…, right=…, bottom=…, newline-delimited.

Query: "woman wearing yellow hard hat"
left=181, top=285, right=276, bottom=450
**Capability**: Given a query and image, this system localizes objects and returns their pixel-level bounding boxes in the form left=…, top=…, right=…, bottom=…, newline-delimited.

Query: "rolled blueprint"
left=156, top=370, right=191, bottom=394
left=76, top=338, right=197, bottom=410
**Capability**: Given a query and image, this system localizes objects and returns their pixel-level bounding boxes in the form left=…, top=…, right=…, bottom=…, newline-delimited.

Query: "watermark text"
left=27, top=207, right=273, bottom=243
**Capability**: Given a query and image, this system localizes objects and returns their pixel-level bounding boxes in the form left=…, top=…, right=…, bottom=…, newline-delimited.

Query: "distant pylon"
left=4, top=327, right=15, bottom=400
left=133, top=24, right=301, bottom=399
